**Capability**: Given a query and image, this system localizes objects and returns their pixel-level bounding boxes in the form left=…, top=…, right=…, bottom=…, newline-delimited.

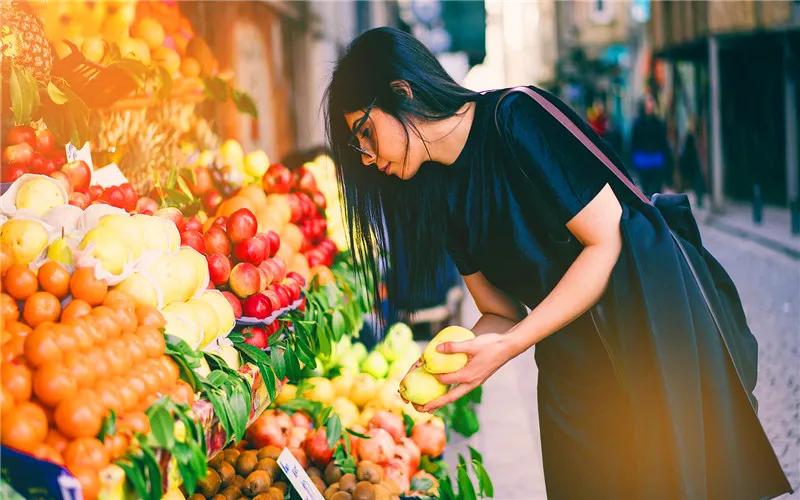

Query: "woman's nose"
left=361, top=152, right=376, bottom=166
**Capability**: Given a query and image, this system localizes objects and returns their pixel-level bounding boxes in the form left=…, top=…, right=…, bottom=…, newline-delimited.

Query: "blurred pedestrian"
left=323, top=27, right=791, bottom=500
left=679, top=117, right=707, bottom=208
left=631, top=95, right=672, bottom=196
left=587, top=99, right=608, bottom=137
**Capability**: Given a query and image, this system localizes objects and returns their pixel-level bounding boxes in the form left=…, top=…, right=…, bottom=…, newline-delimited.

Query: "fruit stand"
left=1, top=2, right=493, bottom=499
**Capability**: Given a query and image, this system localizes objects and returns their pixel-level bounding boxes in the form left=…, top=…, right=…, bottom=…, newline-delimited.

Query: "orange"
left=121, top=333, right=146, bottom=364
left=117, top=411, right=150, bottom=435
left=45, top=428, right=70, bottom=454
left=3, top=265, right=38, bottom=301
left=1, top=402, right=47, bottom=452
left=65, top=320, right=93, bottom=351
left=102, top=290, right=135, bottom=312
left=91, top=306, right=121, bottom=340
left=135, top=304, right=165, bottom=329
left=160, top=355, right=180, bottom=386
left=31, top=443, right=64, bottom=465
left=216, top=196, right=256, bottom=217
left=83, top=317, right=108, bottom=346
left=85, top=347, right=110, bottom=381
left=136, top=368, right=160, bottom=396
left=1, top=292, right=19, bottom=323
left=126, top=374, right=147, bottom=401
left=116, top=307, right=138, bottom=335
left=23, top=292, right=61, bottom=327
left=103, top=432, right=129, bottom=460
left=2, top=335, right=24, bottom=362
left=24, top=323, right=62, bottom=368
left=69, top=268, right=108, bottom=306
left=179, top=57, right=201, bottom=78
left=0, top=386, right=15, bottom=414
left=134, top=393, right=159, bottom=412
left=2, top=360, right=32, bottom=401
left=37, top=262, right=71, bottom=299
left=61, top=299, right=92, bottom=323
left=70, top=466, right=100, bottom=500
left=54, top=392, right=103, bottom=439
left=64, top=437, right=110, bottom=471
left=33, top=363, right=78, bottom=407
left=104, top=339, right=132, bottom=376
left=115, top=380, right=138, bottom=413
left=169, top=380, right=195, bottom=406
left=94, top=380, right=123, bottom=415
left=4, top=320, right=32, bottom=338
left=52, top=323, right=78, bottom=353
left=0, top=246, right=11, bottom=276
left=62, top=351, right=96, bottom=389
left=136, top=325, right=165, bottom=358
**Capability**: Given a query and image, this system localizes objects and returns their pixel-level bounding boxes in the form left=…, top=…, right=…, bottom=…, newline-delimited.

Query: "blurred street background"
left=180, top=0, right=800, bottom=497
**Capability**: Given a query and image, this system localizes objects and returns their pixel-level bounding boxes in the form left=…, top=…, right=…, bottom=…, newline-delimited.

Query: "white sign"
left=65, top=142, right=93, bottom=170
left=276, top=448, right=325, bottom=500
left=91, top=163, right=128, bottom=188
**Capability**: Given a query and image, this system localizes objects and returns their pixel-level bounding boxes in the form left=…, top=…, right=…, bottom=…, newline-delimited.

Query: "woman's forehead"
left=344, top=111, right=365, bottom=132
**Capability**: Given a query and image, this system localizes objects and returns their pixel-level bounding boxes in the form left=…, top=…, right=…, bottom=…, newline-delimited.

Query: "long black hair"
left=324, top=27, right=479, bottom=323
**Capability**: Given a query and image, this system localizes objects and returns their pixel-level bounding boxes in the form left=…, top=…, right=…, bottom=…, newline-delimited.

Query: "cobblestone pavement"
left=446, top=222, right=800, bottom=499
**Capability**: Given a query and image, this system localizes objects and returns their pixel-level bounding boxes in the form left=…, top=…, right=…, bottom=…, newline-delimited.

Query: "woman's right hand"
left=397, top=357, right=424, bottom=410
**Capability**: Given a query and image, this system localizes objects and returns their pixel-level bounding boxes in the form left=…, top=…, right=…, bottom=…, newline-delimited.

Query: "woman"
left=630, top=95, right=672, bottom=197
left=324, top=27, right=791, bottom=499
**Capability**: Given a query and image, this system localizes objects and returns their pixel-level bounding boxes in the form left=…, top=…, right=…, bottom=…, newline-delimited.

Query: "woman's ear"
left=390, top=80, right=413, bottom=99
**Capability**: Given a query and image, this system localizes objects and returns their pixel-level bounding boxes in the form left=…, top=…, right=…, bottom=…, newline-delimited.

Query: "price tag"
left=65, top=142, right=93, bottom=170
left=91, top=163, right=128, bottom=188
left=276, top=448, right=324, bottom=500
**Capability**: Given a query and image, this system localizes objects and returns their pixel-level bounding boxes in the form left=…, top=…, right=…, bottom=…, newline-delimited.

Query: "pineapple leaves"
left=10, top=65, right=38, bottom=125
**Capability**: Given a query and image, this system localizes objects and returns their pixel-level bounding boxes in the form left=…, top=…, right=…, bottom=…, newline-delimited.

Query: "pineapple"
left=1, top=0, right=53, bottom=82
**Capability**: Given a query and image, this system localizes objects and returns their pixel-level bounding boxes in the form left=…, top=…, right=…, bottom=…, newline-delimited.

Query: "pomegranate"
left=246, top=413, right=288, bottom=449
left=411, top=423, right=446, bottom=457
left=288, top=426, right=308, bottom=448
left=369, top=411, right=405, bottom=444
left=382, top=458, right=411, bottom=493
left=347, top=425, right=366, bottom=460
left=289, top=447, right=309, bottom=468
left=357, top=428, right=396, bottom=464
left=395, top=436, right=421, bottom=474
left=263, top=409, right=292, bottom=432
left=291, top=411, right=312, bottom=429
left=302, top=427, right=335, bottom=466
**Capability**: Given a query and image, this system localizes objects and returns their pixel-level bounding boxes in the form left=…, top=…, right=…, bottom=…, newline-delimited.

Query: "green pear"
left=360, top=350, right=389, bottom=379
left=47, top=235, right=74, bottom=267
left=399, top=367, right=448, bottom=406
left=350, top=342, right=368, bottom=363
left=422, top=326, right=475, bottom=374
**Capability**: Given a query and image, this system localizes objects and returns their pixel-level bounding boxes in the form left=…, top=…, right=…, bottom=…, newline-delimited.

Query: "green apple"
left=360, top=350, right=389, bottom=379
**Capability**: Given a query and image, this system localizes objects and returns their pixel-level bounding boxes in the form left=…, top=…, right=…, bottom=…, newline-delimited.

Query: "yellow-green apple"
left=229, top=262, right=260, bottom=298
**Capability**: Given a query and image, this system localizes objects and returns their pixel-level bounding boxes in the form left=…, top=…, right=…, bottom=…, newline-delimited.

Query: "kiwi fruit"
left=255, top=457, right=281, bottom=480
left=223, top=448, right=240, bottom=465
left=210, top=495, right=226, bottom=500
left=218, top=485, right=241, bottom=500
left=235, top=450, right=259, bottom=477
left=252, top=495, right=272, bottom=500
left=208, top=453, right=224, bottom=469
left=267, top=486, right=285, bottom=500
left=257, top=445, right=282, bottom=461
left=312, top=476, right=327, bottom=493
left=339, top=473, right=357, bottom=493
left=331, top=492, right=353, bottom=500
left=352, top=481, right=376, bottom=500
left=324, top=483, right=341, bottom=499
left=356, top=461, right=383, bottom=484
left=273, top=481, right=288, bottom=494
left=244, top=470, right=272, bottom=496
left=373, top=483, right=391, bottom=500
left=197, top=468, right=222, bottom=497
left=306, top=467, right=323, bottom=480
left=187, top=494, right=204, bottom=500
left=324, top=462, right=343, bottom=485
left=231, top=474, right=246, bottom=489
left=217, top=462, right=235, bottom=487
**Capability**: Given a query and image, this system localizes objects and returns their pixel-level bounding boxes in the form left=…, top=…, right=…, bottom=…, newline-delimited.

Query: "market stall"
left=1, top=1, right=492, bottom=499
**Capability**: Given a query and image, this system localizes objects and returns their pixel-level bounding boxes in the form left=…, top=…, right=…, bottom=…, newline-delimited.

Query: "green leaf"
left=411, top=476, right=435, bottom=492
left=110, top=58, right=148, bottom=86
left=47, top=82, right=68, bottom=105
left=262, top=364, right=277, bottom=403
left=318, top=406, right=333, bottom=430
left=203, top=386, right=233, bottom=442
left=457, top=457, right=478, bottom=500
left=176, top=174, right=195, bottom=201
left=166, top=164, right=178, bottom=189
left=147, top=406, right=175, bottom=449
left=403, top=413, right=415, bottom=438
left=203, top=76, right=228, bottom=101
left=345, top=427, right=370, bottom=439
left=98, top=410, right=117, bottom=440
left=284, top=348, right=301, bottom=382
left=317, top=321, right=332, bottom=358
left=342, top=432, right=351, bottom=455
left=231, top=88, right=259, bottom=118
left=468, top=446, right=483, bottom=466
left=452, top=406, right=480, bottom=438
left=270, top=347, right=286, bottom=381
left=140, top=445, right=163, bottom=500
left=10, top=66, right=30, bottom=124
left=472, top=459, right=494, bottom=498
left=117, top=459, right=149, bottom=500
left=229, top=388, right=249, bottom=442
left=325, top=413, right=342, bottom=449
left=156, top=65, right=173, bottom=100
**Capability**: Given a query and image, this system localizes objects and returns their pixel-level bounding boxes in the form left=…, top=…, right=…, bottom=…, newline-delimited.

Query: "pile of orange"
left=1, top=258, right=197, bottom=499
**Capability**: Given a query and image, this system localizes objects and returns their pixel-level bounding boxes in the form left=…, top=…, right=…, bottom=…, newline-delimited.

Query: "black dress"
left=445, top=87, right=792, bottom=499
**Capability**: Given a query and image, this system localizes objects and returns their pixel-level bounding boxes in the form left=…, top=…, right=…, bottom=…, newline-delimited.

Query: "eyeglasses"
left=348, top=98, right=377, bottom=159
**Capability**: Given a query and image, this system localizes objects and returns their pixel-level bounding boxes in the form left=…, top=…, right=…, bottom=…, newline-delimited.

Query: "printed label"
left=65, top=142, right=93, bottom=169
left=276, top=448, right=324, bottom=500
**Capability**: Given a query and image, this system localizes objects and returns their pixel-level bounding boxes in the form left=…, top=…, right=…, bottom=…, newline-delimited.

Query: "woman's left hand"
left=416, top=333, right=516, bottom=413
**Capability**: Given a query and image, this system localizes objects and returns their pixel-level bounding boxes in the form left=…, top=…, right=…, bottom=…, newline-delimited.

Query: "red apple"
left=207, top=253, right=232, bottom=285
left=221, top=291, right=242, bottom=318
left=262, top=289, right=281, bottom=311
left=180, top=230, right=206, bottom=254
left=229, top=262, right=261, bottom=298
left=266, top=321, right=280, bottom=337
left=287, top=193, right=303, bottom=223
left=184, top=217, right=202, bottom=233
left=243, top=294, right=273, bottom=320
left=1, top=165, right=26, bottom=183
left=155, top=207, right=185, bottom=233
left=265, top=231, right=280, bottom=257
left=202, top=190, right=223, bottom=214
left=293, top=167, right=318, bottom=193
left=284, top=280, right=301, bottom=302
left=269, top=283, right=291, bottom=308
left=286, top=271, right=306, bottom=288
left=61, top=160, right=92, bottom=194
left=272, top=256, right=288, bottom=281
left=242, top=326, right=268, bottom=349
left=212, top=216, right=228, bottom=229
left=254, top=233, right=272, bottom=258
left=136, top=197, right=159, bottom=214
left=257, top=261, right=274, bottom=287
left=35, top=129, right=55, bottom=154
left=233, top=237, right=266, bottom=265
left=87, top=185, right=104, bottom=201
left=305, top=249, right=324, bottom=268
left=29, top=153, right=46, bottom=174
left=6, top=125, right=36, bottom=148
left=2, top=142, right=34, bottom=165
left=296, top=192, right=315, bottom=219
left=100, top=186, right=127, bottom=209
left=187, top=166, right=212, bottom=196
left=49, top=170, right=73, bottom=195
left=310, top=191, right=327, bottom=209
left=118, top=183, right=138, bottom=212
left=203, top=227, right=231, bottom=256
left=68, top=192, right=89, bottom=209
left=262, top=163, right=292, bottom=194
left=227, top=208, right=258, bottom=243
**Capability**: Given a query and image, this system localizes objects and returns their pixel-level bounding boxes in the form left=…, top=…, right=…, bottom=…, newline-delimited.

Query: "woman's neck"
left=422, top=102, right=476, bottom=166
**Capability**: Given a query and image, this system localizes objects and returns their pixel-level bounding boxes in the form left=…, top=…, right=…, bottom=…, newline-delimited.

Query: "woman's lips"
left=379, top=163, right=390, bottom=174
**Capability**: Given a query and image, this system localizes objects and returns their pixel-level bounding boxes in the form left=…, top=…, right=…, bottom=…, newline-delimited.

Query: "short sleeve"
left=497, top=89, right=611, bottom=225
left=446, top=228, right=478, bottom=276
